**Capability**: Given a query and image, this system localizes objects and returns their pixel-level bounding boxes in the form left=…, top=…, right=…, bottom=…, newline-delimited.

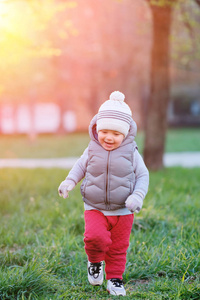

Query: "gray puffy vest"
left=80, top=115, right=138, bottom=211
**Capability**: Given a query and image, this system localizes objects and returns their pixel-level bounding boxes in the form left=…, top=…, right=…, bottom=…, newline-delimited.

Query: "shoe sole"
left=107, top=289, right=126, bottom=296
left=88, top=278, right=103, bottom=286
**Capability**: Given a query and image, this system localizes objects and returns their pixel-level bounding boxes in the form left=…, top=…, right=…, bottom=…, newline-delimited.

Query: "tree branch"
left=194, top=0, right=200, bottom=8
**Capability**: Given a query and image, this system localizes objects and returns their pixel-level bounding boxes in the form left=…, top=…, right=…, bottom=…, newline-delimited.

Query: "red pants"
left=84, top=210, right=134, bottom=280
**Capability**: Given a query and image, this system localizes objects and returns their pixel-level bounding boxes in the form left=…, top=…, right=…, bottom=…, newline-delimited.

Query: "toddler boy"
left=58, top=91, right=149, bottom=296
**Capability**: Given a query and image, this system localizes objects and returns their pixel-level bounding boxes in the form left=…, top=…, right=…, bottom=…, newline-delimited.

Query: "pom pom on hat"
left=109, top=91, right=125, bottom=102
left=96, top=91, right=132, bottom=138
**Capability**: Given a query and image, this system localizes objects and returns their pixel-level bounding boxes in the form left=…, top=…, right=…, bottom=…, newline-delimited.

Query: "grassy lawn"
left=0, top=168, right=199, bottom=299
left=0, top=128, right=199, bottom=158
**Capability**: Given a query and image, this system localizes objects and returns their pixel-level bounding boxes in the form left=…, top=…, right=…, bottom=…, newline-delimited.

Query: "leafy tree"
left=0, top=0, right=74, bottom=136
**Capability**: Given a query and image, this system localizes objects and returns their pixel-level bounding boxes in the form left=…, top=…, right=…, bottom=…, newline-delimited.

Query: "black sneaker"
left=87, top=261, right=104, bottom=285
left=107, top=278, right=126, bottom=296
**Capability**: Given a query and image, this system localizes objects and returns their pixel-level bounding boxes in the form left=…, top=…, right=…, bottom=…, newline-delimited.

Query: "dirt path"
left=0, top=152, right=200, bottom=168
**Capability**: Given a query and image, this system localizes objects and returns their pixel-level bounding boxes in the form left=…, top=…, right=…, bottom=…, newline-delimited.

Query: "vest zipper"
left=105, top=151, right=110, bottom=209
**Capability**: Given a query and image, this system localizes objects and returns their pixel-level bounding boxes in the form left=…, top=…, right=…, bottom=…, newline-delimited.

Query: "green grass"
left=0, top=168, right=200, bottom=299
left=165, top=128, right=200, bottom=153
left=0, top=133, right=90, bottom=159
left=0, top=128, right=199, bottom=159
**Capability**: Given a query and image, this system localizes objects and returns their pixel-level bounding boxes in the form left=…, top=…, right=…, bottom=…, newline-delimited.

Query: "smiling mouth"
left=104, top=142, right=113, bottom=147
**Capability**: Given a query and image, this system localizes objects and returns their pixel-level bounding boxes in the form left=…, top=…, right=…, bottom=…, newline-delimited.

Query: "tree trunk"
left=143, top=3, right=172, bottom=170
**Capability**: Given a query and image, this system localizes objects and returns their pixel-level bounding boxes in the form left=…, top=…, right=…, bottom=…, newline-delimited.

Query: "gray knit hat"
left=96, top=91, right=132, bottom=137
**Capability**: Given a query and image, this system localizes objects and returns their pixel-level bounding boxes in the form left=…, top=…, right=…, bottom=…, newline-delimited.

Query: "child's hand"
left=125, top=193, right=143, bottom=213
left=58, top=179, right=75, bottom=198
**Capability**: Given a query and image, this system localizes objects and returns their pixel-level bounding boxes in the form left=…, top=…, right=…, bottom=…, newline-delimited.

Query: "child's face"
left=98, top=129, right=124, bottom=151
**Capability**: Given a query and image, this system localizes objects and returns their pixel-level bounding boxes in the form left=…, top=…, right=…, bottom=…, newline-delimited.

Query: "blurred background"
left=1, top=3, right=200, bottom=298
left=0, top=0, right=199, bottom=136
